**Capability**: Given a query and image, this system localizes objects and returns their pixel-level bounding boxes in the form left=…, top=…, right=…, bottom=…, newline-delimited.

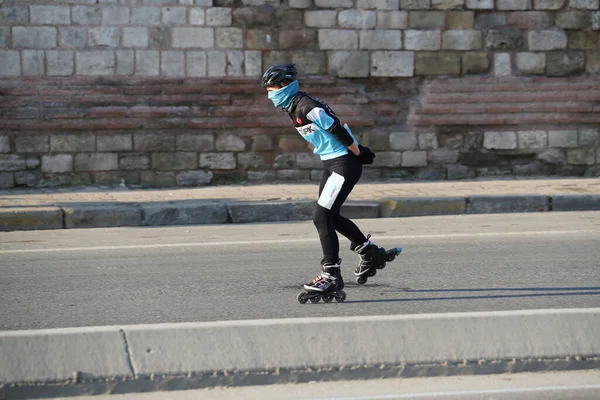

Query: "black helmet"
left=261, top=64, right=297, bottom=88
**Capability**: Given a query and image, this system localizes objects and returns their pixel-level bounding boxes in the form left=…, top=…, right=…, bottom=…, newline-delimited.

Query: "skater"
left=261, top=64, right=401, bottom=303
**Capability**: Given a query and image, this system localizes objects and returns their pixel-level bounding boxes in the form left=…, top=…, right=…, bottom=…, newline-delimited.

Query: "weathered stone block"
left=516, top=52, right=546, bottom=74
left=176, top=170, right=213, bottom=186
left=50, top=135, right=94, bottom=152
left=567, top=149, right=595, bottom=165
left=405, top=30, right=440, bottom=50
left=135, top=133, right=175, bottom=151
left=418, top=133, right=438, bottom=149
left=101, top=6, right=129, bottom=25
left=497, top=0, right=532, bottom=10
left=41, top=154, right=73, bottom=173
left=152, top=152, right=196, bottom=170
left=304, top=11, right=337, bottom=28
left=314, top=0, right=354, bottom=6
left=206, top=7, right=232, bottom=26
left=432, top=0, right=464, bottom=9
left=556, top=11, right=591, bottom=29
left=15, top=171, right=39, bottom=187
left=0, top=207, right=64, bottom=231
left=30, top=6, right=70, bottom=24
left=208, top=50, right=226, bottom=77
left=75, top=153, right=119, bottom=171
left=494, top=53, right=512, bottom=75
left=328, top=51, right=370, bottom=77
left=246, top=29, right=277, bottom=49
left=535, top=0, right=566, bottom=9
left=429, top=148, right=460, bottom=163
left=546, top=51, right=585, bottom=76
left=15, top=136, right=48, bottom=153
left=279, top=29, right=317, bottom=50
left=484, top=131, right=517, bottom=149
left=120, top=155, right=150, bottom=170
left=47, top=51, right=74, bottom=76
left=377, top=11, right=408, bottom=28
left=292, top=51, right=326, bottom=74
left=161, top=51, right=185, bottom=77
left=244, top=50, right=262, bottom=76
left=228, top=200, right=313, bottom=223
left=216, top=27, right=243, bottom=48
left=187, top=51, right=207, bottom=76
left=371, top=51, right=414, bottom=76
left=443, top=30, right=482, bottom=50
left=173, top=28, right=214, bottom=48
left=189, top=8, right=205, bottom=25
left=593, top=12, right=600, bottom=29
left=200, top=153, right=236, bottom=169
left=567, top=31, right=598, bottom=49
left=226, top=50, right=243, bottom=76
left=462, top=52, right=490, bottom=74
left=0, top=27, right=9, bottom=48
left=579, top=129, right=599, bottom=146
left=0, top=172, right=14, bottom=189
left=586, top=50, right=600, bottom=73
left=553, top=194, right=600, bottom=211
left=507, top=11, right=553, bottom=29
left=97, top=135, right=132, bottom=152
left=360, top=30, right=403, bottom=49
left=518, top=131, right=547, bottom=149
left=149, top=27, right=171, bottom=49
left=277, top=169, right=310, bottom=181
left=72, top=6, right=101, bottom=25
left=0, top=155, right=27, bottom=172
left=117, top=50, right=134, bottom=75
left=140, top=171, right=177, bottom=187
left=372, top=151, right=402, bottom=167
left=390, top=132, right=418, bottom=150
left=466, top=0, right=494, bottom=9
left=0, top=51, right=20, bottom=76
left=162, top=6, right=186, bottom=24
left=401, top=0, right=431, bottom=9
left=380, top=197, right=466, bottom=218
left=135, top=50, right=160, bottom=76
left=76, top=51, right=115, bottom=75
left=549, top=130, right=578, bottom=147
left=216, top=134, right=246, bottom=151
left=339, top=10, right=377, bottom=29
left=22, top=50, right=45, bottom=76
left=88, top=27, right=121, bottom=47
left=13, top=27, right=56, bottom=49
left=356, top=0, right=400, bottom=8
left=319, top=29, right=358, bottom=50
left=402, top=151, right=427, bottom=166
left=475, top=13, right=507, bottom=29
left=0, top=137, right=9, bottom=153
left=122, top=27, right=148, bottom=48
left=290, top=0, right=312, bottom=8
left=0, top=5, right=29, bottom=24
left=569, top=0, right=599, bottom=9
left=448, top=11, right=475, bottom=29
left=409, top=11, right=446, bottom=28
left=59, top=27, right=86, bottom=48
left=132, top=7, right=161, bottom=25
left=486, top=28, right=525, bottom=50
left=415, top=52, right=461, bottom=75
left=528, top=30, right=567, bottom=50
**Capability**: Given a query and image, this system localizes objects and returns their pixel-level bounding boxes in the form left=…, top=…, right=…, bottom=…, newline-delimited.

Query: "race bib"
left=317, top=172, right=345, bottom=210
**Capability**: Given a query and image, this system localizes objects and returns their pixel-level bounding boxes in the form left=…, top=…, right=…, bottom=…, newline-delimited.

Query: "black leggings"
left=313, top=154, right=368, bottom=264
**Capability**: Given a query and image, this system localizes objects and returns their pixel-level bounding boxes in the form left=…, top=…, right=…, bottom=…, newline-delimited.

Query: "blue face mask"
left=267, top=80, right=300, bottom=111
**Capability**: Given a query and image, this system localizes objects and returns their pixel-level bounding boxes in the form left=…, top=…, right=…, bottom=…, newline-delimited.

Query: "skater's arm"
left=306, top=107, right=354, bottom=147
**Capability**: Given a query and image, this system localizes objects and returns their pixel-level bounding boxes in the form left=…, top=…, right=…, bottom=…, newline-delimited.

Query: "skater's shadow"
left=344, top=286, right=600, bottom=304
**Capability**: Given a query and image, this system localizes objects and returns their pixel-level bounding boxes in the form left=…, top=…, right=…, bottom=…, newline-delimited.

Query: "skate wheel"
left=297, top=292, right=308, bottom=304
left=323, top=294, right=334, bottom=303
left=369, top=269, right=377, bottom=277
left=356, top=276, right=367, bottom=285
left=335, top=291, right=346, bottom=303
left=310, top=296, right=320, bottom=304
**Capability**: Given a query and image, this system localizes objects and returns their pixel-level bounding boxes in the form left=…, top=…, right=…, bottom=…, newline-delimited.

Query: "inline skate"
left=297, top=261, right=346, bottom=304
left=351, top=234, right=402, bottom=284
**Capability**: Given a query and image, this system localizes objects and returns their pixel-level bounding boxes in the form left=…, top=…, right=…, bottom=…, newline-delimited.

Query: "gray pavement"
left=1, top=213, right=599, bottom=330
left=1, top=177, right=600, bottom=231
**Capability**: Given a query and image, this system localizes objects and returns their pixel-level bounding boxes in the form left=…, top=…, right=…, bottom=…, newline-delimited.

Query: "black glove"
left=357, top=145, right=375, bottom=164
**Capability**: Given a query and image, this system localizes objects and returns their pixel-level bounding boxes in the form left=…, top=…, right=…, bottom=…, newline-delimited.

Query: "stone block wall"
left=0, top=0, right=599, bottom=188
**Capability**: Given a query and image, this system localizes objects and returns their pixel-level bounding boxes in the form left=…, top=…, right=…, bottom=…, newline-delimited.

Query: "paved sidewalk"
left=1, top=177, right=599, bottom=231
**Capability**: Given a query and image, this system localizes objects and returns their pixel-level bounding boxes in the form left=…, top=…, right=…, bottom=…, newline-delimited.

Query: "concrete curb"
left=1, top=308, right=599, bottom=398
left=1, top=194, right=599, bottom=232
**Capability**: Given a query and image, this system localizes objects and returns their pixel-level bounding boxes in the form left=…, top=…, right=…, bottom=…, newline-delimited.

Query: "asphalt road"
left=1, top=212, right=599, bottom=331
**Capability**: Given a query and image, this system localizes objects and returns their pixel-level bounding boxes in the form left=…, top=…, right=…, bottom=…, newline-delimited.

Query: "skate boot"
left=351, top=234, right=402, bottom=285
left=297, top=261, right=346, bottom=304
